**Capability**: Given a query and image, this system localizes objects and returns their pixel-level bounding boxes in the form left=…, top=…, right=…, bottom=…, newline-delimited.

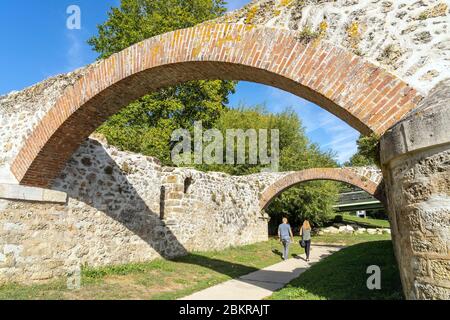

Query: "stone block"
left=381, top=81, right=450, bottom=165
left=323, top=226, right=339, bottom=234
left=339, top=225, right=354, bottom=233
left=415, top=281, right=450, bottom=300
left=165, top=175, right=180, bottom=184
left=429, top=259, right=450, bottom=281
left=411, top=256, right=429, bottom=278
left=42, top=189, right=68, bottom=203
left=410, top=233, right=447, bottom=255
left=0, top=184, right=67, bottom=204
left=167, top=192, right=184, bottom=200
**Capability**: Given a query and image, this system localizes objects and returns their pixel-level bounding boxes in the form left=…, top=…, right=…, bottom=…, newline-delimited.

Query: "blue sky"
left=0, top=0, right=359, bottom=163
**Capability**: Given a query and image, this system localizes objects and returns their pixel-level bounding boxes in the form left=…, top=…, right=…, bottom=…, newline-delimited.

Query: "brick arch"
left=11, top=23, right=422, bottom=187
left=259, top=168, right=384, bottom=210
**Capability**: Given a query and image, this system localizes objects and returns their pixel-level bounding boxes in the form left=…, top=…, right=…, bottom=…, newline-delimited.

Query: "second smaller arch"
left=259, top=167, right=384, bottom=210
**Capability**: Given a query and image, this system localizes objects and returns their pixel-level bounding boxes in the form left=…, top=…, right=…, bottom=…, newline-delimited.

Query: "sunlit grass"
left=340, top=214, right=390, bottom=229
left=269, top=240, right=403, bottom=300
left=0, top=234, right=391, bottom=300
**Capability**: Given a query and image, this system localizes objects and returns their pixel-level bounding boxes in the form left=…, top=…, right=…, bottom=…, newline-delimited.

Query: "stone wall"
left=0, top=137, right=269, bottom=284
left=3, top=1, right=449, bottom=186
left=381, top=79, right=450, bottom=299
left=259, top=167, right=383, bottom=209
left=219, top=0, right=450, bottom=95
left=0, top=134, right=384, bottom=285
left=0, top=66, right=95, bottom=183
left=1, top=0, right=449, bottom=298
left=10, top=24, right=424, bottom=187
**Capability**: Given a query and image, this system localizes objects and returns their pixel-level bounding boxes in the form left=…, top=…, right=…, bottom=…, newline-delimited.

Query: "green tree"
left=88, top=0, right=341, bottom=228
left=193, top=105, right=339, bottom=228
left=268, top=181, right=339, bottom=229
left=195, top=106, right=336, bottom=173
left=88, top=0, right=235, bottom=164
left=263, top=108, right=339, bottom=229
left=346, top=134, right=380, bottom=167
left=89, top=0, right=227, bottom=59
left=195, top=105, right=288, bottom=175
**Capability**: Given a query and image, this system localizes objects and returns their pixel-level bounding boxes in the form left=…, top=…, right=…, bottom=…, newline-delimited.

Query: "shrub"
left=334, top=215, right=344, bottom=223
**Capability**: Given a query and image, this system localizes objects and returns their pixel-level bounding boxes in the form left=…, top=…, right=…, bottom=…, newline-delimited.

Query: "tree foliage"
left=88, top=0, right=234, bottom=165
left=268, top=181, right=339, bottom=230
left=88, top=0, right=227, bottom=59
left=96, top=80, right=235, bottom=165
left=89, top=0, right=341, bottom=229
left=346, top=134, right=380, bottom=167
left=196, top=106, right=339, bottom=229
left=195, top=106, right=337, bottom=173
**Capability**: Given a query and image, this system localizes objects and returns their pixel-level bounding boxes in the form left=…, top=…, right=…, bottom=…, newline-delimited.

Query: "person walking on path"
left=278, top=217, right=294, bottom=261
left=300, top=220, right=312, bottom=262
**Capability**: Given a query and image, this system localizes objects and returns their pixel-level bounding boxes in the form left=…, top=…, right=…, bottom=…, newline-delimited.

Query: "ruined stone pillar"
left=380, top=80, right=450, bottom=300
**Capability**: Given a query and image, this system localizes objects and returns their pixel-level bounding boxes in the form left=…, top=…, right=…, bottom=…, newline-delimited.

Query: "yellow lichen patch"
left=272, top=0, right=294, bottom=18
left=217, top=34, right=242, bottom=47
left=192, top=46, right=202, bottom=57
left=150, top=44, right=162, bottom=57
left=309, top=20, right=328, bottom=46
left=347, top=21, right=362, bottom=54
left=417, top=3, right=448, bottom=20
left=170, top=31, right=182, bottom=48
left=245, top=25, right=255, bottom=32
left=319, top=21, right=328, bottom=37
left=347, top=21, right=360, bottom=40
left=279, top=0, right=293, bottom=7
left=245, top=5, right=259, bottom=24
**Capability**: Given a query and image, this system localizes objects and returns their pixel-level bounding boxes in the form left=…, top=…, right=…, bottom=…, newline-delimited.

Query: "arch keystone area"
left=11, top=23, right=422, bottom=187
left=259, top=167, right=384, bottom=210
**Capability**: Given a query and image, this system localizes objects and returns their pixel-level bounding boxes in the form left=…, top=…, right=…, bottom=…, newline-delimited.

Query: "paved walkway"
left=180, top=245, right=342, bottom=300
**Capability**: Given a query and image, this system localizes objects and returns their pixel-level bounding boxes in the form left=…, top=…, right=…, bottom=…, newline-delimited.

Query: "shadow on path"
left=270, top=241, right=403, bottom=300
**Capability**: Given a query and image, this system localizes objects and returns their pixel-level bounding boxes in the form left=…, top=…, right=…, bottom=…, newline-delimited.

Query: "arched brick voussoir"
left=11, top=23, right=422, bottom=188
left=259, top=168, right=385, bottom=210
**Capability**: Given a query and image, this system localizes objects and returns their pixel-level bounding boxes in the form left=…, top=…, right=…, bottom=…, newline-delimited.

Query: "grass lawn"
left=268, top=240, right=403, bottom=300
left=313, top=233, right=391, bottom=245
left=0, top=234, right=392, bottom=300
left=340, top=214, right=390, bottom=229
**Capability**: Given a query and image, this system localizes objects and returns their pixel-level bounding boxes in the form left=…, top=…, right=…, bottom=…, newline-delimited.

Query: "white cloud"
left=321, top=122, right=359, bottom=163
left=304, top=112, right=336, bottom=134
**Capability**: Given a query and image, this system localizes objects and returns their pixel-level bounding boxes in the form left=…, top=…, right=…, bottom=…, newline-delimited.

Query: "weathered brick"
left=9, top=24, right=420, bottom=187
left=260, top=167, right=383, bottom=209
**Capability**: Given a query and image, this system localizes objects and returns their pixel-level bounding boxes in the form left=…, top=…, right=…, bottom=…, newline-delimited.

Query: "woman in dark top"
left=300, top=220, right=312, bottom=262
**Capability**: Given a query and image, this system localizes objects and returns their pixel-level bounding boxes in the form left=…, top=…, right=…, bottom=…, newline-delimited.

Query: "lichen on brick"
left=216, top=34, right=242, bottom=47
left=192, top=46, right=202, bottom=57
